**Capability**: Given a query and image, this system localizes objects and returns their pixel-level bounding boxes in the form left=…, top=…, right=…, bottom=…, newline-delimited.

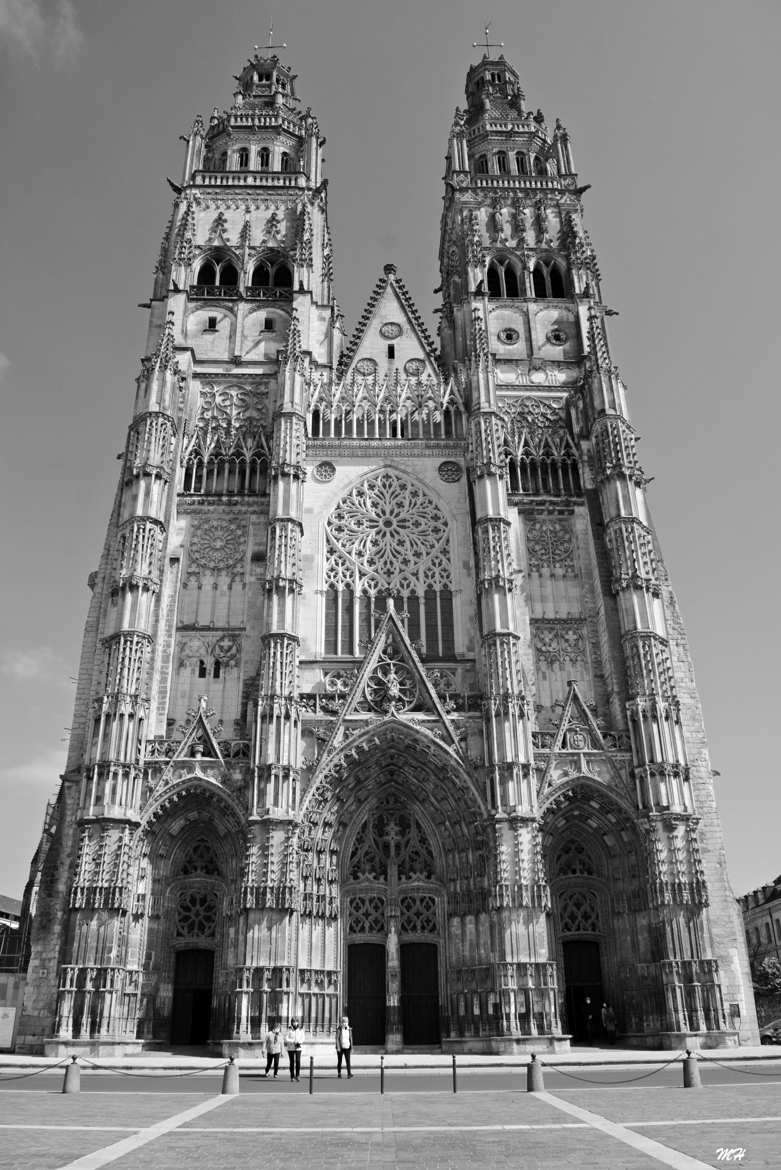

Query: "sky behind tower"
left=0, top=0, right=778, bottom=899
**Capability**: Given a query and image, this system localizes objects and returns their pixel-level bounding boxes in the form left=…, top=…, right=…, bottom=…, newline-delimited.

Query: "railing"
left=472, top=175, right=565, bottom=191
left=244, top=286, right=293, bottom=301
left=193, top=171, right=306, bottom=188
left=189, top=285, right=237, bottom=299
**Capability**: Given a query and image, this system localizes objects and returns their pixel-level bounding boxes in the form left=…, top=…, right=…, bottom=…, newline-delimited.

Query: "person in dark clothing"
left=335, top=1015, right=354, bottom=1078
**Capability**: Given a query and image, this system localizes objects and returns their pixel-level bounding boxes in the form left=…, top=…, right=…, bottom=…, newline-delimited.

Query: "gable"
left=339, top=264, right=439, bottom=381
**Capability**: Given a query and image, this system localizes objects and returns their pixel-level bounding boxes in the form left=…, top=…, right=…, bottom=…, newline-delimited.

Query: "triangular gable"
left=172, top=696, right=225, bottom=763
left=338, top=264, right=439, bottom=381
left=318, top=602, right=461, bottom=759
left=540, top=681, right=626, bottom=795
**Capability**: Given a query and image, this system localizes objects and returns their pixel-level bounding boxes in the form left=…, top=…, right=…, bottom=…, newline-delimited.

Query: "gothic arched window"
left=476, top=154, right=489, bottom=174
left=193, top=254, right=240, bottom=295
left=280, top=151, right=290, bottom=173
left=503, top=397, right=583, bottom=498
left=236, top=147, right=249, bottom=169
left=182, top=385, right=270, bottom=497
left=495, top=151, right=509, bottom=174
left=532, top=258, right=568, bottom=299
left=219, top=261, right=239, bottom=288
left=196, top=259, right=217, bottom=287
left=533, top=154, right=547, bottom=176
left=324, top=472, right=454, bottom=659
left=486, top=255, right=524, bottom=299
left=259, top=147, right=270, bottom=169
left=515, top=151, right=529, bottom=175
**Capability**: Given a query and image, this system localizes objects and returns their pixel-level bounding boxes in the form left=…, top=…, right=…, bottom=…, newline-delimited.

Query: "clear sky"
left=0, top=0, right=778, bottom=900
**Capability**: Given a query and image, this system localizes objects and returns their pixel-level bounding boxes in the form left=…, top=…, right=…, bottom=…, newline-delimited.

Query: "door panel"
left=562, top=940, right=603, bottom=1043
left=348, top=943, right=385, bottom=1046
left=171, top=949, right=214, bottom=1045
left=401, top=942, right=439, bottom=1045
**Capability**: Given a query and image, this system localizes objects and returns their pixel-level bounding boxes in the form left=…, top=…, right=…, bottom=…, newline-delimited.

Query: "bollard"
left=221, top=1056, right=239, bottom=1095
left=380, top=1054, right=385, bottom=1095
left=62, top=1056, right=80, bottom=1094
left=452, top=1053, right=458, bottom=1094
left=526, top=1053, right=545, bottom=1093
left=309, top=1055, right=314, bottom=1095
left=683, top=1050, right=702, bottom=1089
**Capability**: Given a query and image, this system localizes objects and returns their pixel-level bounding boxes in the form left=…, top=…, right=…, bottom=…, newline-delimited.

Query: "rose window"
left=324, top=472, right=454, bottom=658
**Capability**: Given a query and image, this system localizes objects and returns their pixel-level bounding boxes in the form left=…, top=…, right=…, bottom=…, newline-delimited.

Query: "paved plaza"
left=1, top=1052, right=780, bottom=1169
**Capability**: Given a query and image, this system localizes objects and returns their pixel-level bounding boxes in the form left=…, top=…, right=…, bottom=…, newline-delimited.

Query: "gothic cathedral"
left=17, top=47, right=757, bottom=1054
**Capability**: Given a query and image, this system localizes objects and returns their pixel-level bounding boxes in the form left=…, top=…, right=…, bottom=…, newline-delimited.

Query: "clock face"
left=355, top=357, right=378, bottom=376
left=404, top=358, right=426, bottom=377
left=379, top=322, right=403, bottom=340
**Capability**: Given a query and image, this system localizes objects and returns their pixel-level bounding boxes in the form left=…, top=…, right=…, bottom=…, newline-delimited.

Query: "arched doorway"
left=542, top=782, right=651, bottom=1045
left=344, top=797, right=443, bottom=1048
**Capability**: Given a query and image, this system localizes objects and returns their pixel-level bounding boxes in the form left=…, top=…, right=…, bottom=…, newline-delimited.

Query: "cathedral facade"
left=17, top=47, right=757, bottom=1054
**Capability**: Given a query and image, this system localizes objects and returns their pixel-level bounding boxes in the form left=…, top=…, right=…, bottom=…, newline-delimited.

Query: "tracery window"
left=502, top=397, right=582, bottom=498
left=324, top=472, right=455, bottom=658
left=532, top=257, right=567, bottom=298
left=558, top=888, right=600, bottom=935
left=347, top=894, right=386, bottom=935
left=249, top=253, right=293, bottom=294
left=179, top=839, right=220, bottom=877
left=193, top=254, right=240, bottom=296
left=182, top=384, right=270, bottom=497
left=487, top=255, right=523, bottom=298
left=348, top=807, right=437, bottom=882
left=176, top=889, right=218, bottom=938
left=554, top=838, right=597, bottom=878
left=399, top=893, right=438, bottom=935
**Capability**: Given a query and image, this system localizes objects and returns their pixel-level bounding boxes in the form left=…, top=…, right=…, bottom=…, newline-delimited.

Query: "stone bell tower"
left=438, top=45, right=757, bottom=1047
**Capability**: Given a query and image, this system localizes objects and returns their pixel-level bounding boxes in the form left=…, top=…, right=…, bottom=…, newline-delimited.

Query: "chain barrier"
left=78, top=1056, right=228, bottom=1079
left=542, top=1051, right=686, bottom=1085
left=694, top=1050, right=781, bottom=1078
left=0, top=1058, right=71, bottom=1082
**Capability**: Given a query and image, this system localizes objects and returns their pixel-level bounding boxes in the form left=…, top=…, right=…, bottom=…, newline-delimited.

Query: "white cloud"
left=0, top=645, right=70, bottom=684
left=52, top=0, right=81, bottom=66
left=0, top=353, right=10, bottom=382
left=0, top=0, right=82, bottom=64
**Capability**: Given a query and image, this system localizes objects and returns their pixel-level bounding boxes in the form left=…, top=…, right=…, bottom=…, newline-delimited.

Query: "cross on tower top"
left=473, top=22, right=504, bottom=54
left=254, top=19, right=287, bottom=53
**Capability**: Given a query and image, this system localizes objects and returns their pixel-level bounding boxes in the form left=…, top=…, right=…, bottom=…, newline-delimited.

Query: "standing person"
left=601, top=1002, right=609, bottom=1040
left=335, top=1015, right=354, bottom=1079
left=584, top=996, right=595, bottom=1044
left=285, top=1018, right=304, bottom=1082
left=263, top=1023, right=282, bottom=1078
left=605, top=1004, right=617, bottom=1045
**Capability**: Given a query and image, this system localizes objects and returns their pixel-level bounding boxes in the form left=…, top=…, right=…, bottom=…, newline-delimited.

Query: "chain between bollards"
left=62, top=1055, right=80, bottom=1094
left=221, top=1056, right=239, bottom=1095
left=380, top=1054, right=385, bottom=1095
left=683, top=1049, right=702, bottom=1089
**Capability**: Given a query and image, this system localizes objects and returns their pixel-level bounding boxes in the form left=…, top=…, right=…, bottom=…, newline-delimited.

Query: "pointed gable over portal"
left=338, top=263, right=439, bottom=381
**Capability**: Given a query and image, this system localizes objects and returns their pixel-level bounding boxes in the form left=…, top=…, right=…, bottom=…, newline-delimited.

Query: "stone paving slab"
left=553, top=1083, right=781, bottom=1125
left=0, top=1090, right=212, bottom=1128
left=0, top=1131, right=117, bottom=1170
left=178, top=1090, right=562, bottom=1129
left=106, top=1127, right=664, bottom=1169
left=641, top=1123, right=778, bottom=1169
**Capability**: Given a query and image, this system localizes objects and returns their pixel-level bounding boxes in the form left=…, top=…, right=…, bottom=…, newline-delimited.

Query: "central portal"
left=344, top=798, right=442, bottom=1049
left=171, top=949, right=214, bottom=1045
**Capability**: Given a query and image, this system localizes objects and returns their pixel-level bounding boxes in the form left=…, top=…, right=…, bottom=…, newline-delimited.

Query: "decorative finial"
left=254, top=18, right=287, bottom=53
left=473, top=22, right=504, bottom=54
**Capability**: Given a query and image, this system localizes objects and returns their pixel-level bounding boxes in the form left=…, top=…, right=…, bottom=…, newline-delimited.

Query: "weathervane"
left=473, top=22, right=504, bottom=53
left=254, top=18, right=287, bottom=53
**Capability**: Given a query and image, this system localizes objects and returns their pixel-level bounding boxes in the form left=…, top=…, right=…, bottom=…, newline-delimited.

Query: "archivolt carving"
left=348, top=805, right=437, bottom=883
left=558, top=887, right=600, bottom=935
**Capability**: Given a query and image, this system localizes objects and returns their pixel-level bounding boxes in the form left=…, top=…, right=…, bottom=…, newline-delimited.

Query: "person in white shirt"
left=335, top=1015, right=354, bottom=1078
left=285, top=1018, right=304, bottom=1081
left=263, top=1023, right=282, bottom=1077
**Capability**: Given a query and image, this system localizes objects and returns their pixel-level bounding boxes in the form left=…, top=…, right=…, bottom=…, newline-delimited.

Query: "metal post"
left=62, top=1056, right=80, bottom=1094
left=221, top=1056, right=239, bottom=1095
left=527, top=1053, right=545, bottom=1092
left=309, top=1054, right=314, bottom=1094
left=683, top=1049, right=702, bottom=1089
left=380, top=1054, right=385, bottom=1095
left=452, top=1053, right=458, bottom=1093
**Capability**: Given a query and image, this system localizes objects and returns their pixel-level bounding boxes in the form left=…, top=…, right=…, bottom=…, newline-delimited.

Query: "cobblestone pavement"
left=1, top=1080, right=780, bottom=1169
